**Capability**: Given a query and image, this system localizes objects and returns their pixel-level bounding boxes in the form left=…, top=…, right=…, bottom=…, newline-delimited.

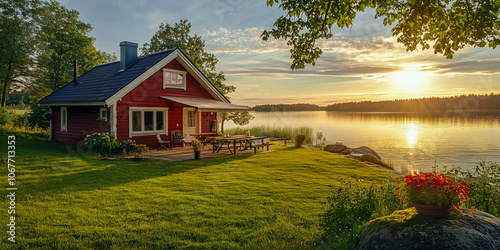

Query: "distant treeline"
left=252, top=103, right=325, bottom=112
left=325, top=94, right=500, bottom=112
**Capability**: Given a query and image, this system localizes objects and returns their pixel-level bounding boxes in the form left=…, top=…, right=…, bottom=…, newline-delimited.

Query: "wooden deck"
left=144, top=144, right=270, bottom=161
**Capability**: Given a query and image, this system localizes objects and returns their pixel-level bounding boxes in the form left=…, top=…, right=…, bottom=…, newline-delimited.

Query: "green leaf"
left=262, top=0, right=500, bottom=68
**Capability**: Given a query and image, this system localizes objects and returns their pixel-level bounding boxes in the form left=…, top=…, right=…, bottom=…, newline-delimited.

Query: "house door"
left=183, top=108, right=198, bottom=142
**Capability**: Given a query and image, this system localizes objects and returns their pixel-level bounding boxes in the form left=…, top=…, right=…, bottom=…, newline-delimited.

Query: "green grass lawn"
left=0, top=135, right=394, bottom=249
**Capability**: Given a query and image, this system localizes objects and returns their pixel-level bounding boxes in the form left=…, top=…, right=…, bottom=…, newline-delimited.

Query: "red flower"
left=401, top=172, right=471, bottom=210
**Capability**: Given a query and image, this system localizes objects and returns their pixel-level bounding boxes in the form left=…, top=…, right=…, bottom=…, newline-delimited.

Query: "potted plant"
left=191, top=139, right=203, bottom=160
left=134, top=144, right=149, bottom=158
left=397, top=171, right=470, bottom=218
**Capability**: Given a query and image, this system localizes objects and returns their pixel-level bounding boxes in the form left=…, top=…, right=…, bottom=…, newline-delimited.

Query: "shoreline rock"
left=324, top=144, right=348, bottom=153
left=324, top=144, right=393, bottom=172
left=352, top=146, right=382, bottom=160
left=358, top=208, right=500, bottom=250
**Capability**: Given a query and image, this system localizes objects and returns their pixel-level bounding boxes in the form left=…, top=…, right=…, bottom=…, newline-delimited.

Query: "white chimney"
left=119, top=41, right=138, bottom=70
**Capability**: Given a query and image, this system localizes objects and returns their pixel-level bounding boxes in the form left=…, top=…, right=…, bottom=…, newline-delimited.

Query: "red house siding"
left=52, top=106, right=110, bottom=144
left=116, top=58, right=217, bottom=147
left=167, top=107, right=183, bottom=132
left=201, top=112, right=218, bottom=133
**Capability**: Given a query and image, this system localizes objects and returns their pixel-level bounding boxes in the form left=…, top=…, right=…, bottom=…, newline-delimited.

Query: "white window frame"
left=60, top=107, right=67, bottom=132
left=163, top=69, right=187, bottom=90
left=128, top=107, right=168, bottom=137
left=99, top=108, right=107, bottom=122
left=187, top=110, right=196, bottom=127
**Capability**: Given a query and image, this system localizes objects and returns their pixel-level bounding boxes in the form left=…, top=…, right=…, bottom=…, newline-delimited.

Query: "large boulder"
left=352, top=146, right=381, bottom=160
left=340, top=148, right=354, bottom=155
left=358, top=208, right=500, bottom=250
left=360, top=153, right=385, bottom=166
left=324, top=144, right=348, bottom=153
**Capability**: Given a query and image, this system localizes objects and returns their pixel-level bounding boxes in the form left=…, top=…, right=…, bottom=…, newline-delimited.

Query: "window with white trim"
left=129, top=108, right=167, bottom=136
left=187, top=110, right=196, bottom=127
left=163, top=69, right=186, bottom=90
left=61, top=107, right=67, bottom=132
left=99, top=108, right=107, bottom=122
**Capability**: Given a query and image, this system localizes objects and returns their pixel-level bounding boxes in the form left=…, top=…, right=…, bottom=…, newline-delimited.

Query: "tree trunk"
left=1, top=60, right=15, bottom=108
left=1, top=87, right=7, bottom=107
left=1, top=76, right=10, bottom=108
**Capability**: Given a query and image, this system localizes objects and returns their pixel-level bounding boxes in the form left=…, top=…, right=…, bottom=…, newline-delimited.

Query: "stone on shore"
left=352, top=146, right=382, bottom=160
left=357, top=208, right=500, bottom=250
left=340, top=148, right=354, bottom=155
left=324, top=144, right=348, bottom=153
left=360, top=154, right=385, bottom=166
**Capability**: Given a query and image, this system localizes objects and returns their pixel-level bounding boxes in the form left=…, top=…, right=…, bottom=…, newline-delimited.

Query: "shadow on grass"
left=12, top=138, right=253, bottom=196
left=275, top=146, right=302, bottom=152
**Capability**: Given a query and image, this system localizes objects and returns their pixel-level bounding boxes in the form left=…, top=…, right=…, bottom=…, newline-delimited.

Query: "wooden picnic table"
left=190, top=132, right=219, bottom=140
left=212, top=135, right=268, bottom=154
left=190, top=132, right=221, bottom=146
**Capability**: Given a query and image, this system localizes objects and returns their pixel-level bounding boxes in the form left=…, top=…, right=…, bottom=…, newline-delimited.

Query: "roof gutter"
left=39, top=102, right=107, bottom=108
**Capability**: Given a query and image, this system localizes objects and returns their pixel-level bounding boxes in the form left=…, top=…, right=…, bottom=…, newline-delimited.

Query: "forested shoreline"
left=252, top=103, right=325, bottom=112
left=251, top=94, right=500, bottom=113
left=325, top=94, right=500, bottom=112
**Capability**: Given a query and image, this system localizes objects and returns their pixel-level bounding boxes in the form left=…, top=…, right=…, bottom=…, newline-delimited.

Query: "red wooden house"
left=39, top=41, right=248, bottom=147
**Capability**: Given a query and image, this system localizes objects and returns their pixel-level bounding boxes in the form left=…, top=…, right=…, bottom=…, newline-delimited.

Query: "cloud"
left=233, top=91, right=403, bottom=106
left=319, top=36, right=395, bottom=53
left=208, top=26, right=500, bottom=106
left=221, top=51, right=400, bottom=81
left=434, top=59, right=500, bottom=75
left=203, top=27, right=287, bottom=53
left=203, top=27, right=399, bottom=56
left=227, top=60, right=263, bottom=65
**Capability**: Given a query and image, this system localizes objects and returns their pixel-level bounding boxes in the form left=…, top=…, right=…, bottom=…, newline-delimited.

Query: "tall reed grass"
left=225, top=125, right=313, bottom=142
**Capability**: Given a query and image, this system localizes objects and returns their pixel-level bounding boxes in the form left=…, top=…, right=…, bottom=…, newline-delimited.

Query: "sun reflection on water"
left=407, top=121, right=417, bottom=149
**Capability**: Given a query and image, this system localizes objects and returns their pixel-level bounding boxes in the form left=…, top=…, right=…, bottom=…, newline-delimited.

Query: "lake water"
left=225, top=111, right=500, bottom=172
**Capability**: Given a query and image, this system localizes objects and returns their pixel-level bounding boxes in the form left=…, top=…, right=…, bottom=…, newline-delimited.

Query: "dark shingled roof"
left=39, top=48, right=176, bottom=105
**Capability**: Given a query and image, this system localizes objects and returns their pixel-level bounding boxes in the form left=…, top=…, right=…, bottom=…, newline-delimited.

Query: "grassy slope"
left=0, top=135, right=393, bottom=249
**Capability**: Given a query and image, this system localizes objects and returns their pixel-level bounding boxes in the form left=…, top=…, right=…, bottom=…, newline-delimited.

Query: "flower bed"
left=84, top=132, right=148, bottom=157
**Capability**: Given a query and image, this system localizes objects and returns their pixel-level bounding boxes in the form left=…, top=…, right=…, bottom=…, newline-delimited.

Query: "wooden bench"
left=270, top=137, right=292, bottom=145
left=249, top=137, right=274, bottom=154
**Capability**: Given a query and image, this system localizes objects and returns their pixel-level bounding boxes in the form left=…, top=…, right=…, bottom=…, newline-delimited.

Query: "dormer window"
left=163, top=69, right=186, bottom=90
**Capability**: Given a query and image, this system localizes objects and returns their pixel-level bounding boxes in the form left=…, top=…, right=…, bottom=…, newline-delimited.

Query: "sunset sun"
left=393, top=71, right=426, bottom=92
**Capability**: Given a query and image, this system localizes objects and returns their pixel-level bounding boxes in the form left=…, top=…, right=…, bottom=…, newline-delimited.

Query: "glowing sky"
left=60, top=0, right=500, bottom=106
